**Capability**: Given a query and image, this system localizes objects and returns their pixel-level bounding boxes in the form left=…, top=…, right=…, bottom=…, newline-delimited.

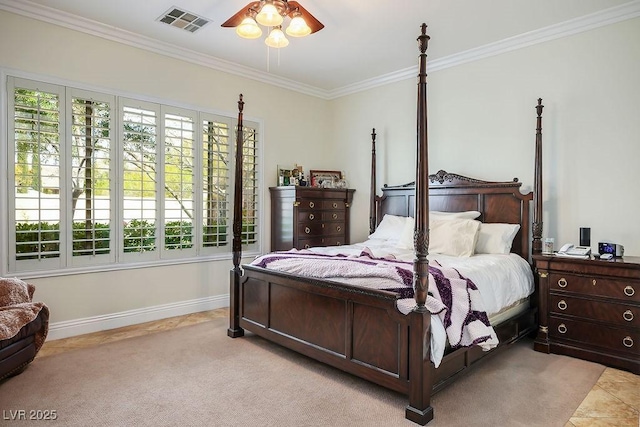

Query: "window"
left=6, top=76, right=260, bottom=274
left=202, top=115, right=230, bottom=250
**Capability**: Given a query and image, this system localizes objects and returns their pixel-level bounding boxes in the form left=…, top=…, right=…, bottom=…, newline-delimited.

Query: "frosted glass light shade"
left=265, top=27, right=289, bottom=48
left=236, top=17, right=262, bottom=39
left=286, top=15, right=311, bottom=37
left=256, top=3, right=283, bottom=27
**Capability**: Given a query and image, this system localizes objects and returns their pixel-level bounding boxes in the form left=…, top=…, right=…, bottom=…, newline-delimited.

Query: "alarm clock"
left=598, top=242, right=624, bottom=257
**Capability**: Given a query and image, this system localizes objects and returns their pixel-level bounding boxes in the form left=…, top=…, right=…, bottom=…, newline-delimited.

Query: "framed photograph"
left=310, top=170, right=342, bottom=187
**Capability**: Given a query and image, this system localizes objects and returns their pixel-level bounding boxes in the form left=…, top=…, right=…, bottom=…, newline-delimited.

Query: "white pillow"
left=475, top=223, right=520, bottom=254
left=397, top=217, right=481, bottom=257
left=368, top=214, right=409, bottom=241
left=396, top=217, right=416, bottom=249
left=429, top=218, right=481, bottom=257
left=395, top=211, right=481, bottom=250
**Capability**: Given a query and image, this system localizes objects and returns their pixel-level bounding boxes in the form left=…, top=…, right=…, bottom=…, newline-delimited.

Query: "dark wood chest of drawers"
left=269, top=187, right=355, bottom=251
left=533, top=255, right=640, bottom=374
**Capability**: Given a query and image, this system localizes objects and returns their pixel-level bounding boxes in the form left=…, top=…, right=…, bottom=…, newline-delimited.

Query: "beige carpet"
left=0, top=317, right=604, bottom=426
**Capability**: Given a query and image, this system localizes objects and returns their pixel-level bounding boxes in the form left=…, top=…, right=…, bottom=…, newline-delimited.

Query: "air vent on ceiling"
left=157, top=7, right=209, bottom=33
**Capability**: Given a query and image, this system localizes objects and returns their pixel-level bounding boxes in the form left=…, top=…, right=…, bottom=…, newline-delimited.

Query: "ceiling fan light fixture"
left=236, top=16, right=262, bottom=39
left=286, top=15, right=311, bottom=37
left=265, top=26, right=289, bottom=48
left=256, top=3, right=284, bottom=27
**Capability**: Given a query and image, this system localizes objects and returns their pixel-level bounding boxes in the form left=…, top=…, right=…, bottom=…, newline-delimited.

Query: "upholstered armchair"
left=0, top=278, right=49, bottom=381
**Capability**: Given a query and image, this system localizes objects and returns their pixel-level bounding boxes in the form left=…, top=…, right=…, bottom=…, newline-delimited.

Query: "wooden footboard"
left=239, top=265, right=419, bottom=394
left=237, top=264, right=536, bottom=424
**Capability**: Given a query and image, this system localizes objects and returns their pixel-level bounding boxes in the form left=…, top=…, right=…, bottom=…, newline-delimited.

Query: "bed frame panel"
left=228, top=24, right=544, bottom=425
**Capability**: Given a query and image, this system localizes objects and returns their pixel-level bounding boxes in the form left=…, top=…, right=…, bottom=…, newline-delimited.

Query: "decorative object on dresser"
left=309, top=170, right=342, bottom=188
left=534, top=255, right=640, bottom=374
left=269, top=186, right=354, bottom=251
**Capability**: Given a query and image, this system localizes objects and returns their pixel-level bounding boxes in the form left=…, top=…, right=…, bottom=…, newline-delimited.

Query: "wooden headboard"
left=377, top=170, right=533, bottom=260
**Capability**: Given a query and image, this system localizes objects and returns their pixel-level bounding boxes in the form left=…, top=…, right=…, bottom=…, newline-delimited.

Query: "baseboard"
left=47, top=294, right=229, bottom=341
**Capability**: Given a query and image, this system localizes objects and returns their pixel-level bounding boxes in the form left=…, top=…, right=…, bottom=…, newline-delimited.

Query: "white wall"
left=0, top=11, right=334, bottom=332
left=331, top=17, right=640, bottom=256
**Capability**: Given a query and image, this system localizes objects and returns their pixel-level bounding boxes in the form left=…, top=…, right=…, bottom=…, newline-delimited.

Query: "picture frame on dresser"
left=309, top=170, right=342, bottom=187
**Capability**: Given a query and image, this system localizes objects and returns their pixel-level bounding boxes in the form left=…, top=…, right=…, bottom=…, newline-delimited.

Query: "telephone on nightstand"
left=557, top=243, right=591, bottom=258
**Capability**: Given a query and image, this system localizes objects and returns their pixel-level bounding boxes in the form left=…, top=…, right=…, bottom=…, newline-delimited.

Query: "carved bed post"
left=228, top=94, right=245, bottom=338
left=413, top=24, right=430, bottom=311
left=369, top=128, right=378, bottom=235
left=405, top=23, right=434, bottom=426
left=532, top=98, right=544, bottom=254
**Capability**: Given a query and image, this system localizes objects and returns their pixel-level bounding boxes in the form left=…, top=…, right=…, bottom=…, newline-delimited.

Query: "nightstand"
left=533, top=254, right=639, bottom=374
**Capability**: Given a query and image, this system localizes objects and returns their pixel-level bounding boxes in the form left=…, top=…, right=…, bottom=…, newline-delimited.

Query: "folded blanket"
left=0, top=277, right=49, bottom=354
left=251, top=249, right=498, bottom=351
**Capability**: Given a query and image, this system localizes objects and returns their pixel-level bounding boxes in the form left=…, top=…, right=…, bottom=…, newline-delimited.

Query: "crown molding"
left=2, top=0, right=639, bottom=100
left=328, top=0, right=640, bottom=99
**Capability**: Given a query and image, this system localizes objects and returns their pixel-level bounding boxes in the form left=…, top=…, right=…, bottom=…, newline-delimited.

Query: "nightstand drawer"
left=549, top=294, right=640, bottom=328
left=549, top=273, right=640, bottom=303
left=549, top=316, right=639, bottom=356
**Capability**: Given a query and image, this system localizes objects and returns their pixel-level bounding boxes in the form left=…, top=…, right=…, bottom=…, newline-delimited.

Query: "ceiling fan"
left=221, top=0, right=324, bottom=48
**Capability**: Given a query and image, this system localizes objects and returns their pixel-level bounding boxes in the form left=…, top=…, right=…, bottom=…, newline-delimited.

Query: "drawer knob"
left=336, top=226, right=342, bottom=232
left=558, top=278, right=568, bottom=288
left=623, top=310, right=634, bottom=322
left=623, top=336, right=634, bottom=348
left=557, top=323, right=567, bottom=334
left=332, top=202, right=338, bottom=208
left=624, top=286, right=635, bottom=297
left=308, top=213, right=315, bottom=220
left=309, top=201, right=315, bottom=208
left=304, top=227, right=310, bottom=234
left=332, top=213, right=338, bottom=219
left=336, top=241, right=341, bottom=245
left=557, top=300, right=567, bottom=310
left=592, top=279, right=597, bottom=286
left=304, top=244, right=310, bottom=249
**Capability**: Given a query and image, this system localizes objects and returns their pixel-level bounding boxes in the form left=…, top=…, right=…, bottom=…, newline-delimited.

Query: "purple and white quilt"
left=251, top=249, right=498, bottom=351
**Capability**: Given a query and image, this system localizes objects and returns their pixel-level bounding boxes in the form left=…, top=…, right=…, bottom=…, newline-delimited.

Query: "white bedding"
left=307, top=239, right=535, bottom=367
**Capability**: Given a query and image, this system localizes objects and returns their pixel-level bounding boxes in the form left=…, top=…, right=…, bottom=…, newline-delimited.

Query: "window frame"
left=2, top=71, right=263, bottom=277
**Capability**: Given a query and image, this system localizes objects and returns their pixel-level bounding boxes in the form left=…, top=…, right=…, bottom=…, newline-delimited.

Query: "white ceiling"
left=2, top=0, right=637, bottom=97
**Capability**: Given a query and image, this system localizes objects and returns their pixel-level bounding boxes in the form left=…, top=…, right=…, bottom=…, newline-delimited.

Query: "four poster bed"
left=227, top=24, right=545, bottom=425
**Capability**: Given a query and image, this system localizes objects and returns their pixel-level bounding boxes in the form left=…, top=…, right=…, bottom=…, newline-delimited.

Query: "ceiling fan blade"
left=220, top=2, right=262, bottom=27
left=287, top=1, right=324, bottom=33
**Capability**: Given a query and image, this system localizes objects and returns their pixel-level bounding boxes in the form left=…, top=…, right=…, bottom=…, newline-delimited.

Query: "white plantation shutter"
left=240, top=122, right=259, bottom=251
left=68, top=88, right=116, bottom=266
left=9, top=78, right=65, bottom=271
left=120, top=100, right=160, bottom=261
left=162, top=107, right=196, bottom=257
left=201, top=113, right=231, bottom=254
